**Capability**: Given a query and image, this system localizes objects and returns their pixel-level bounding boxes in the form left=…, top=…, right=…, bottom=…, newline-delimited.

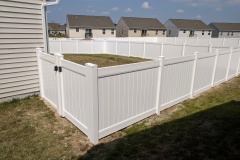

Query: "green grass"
left=1, top=77, right=240, bottom=160
left=63, top=54, right=149, bottom=68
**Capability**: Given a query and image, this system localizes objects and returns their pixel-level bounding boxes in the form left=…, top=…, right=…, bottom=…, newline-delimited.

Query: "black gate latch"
left=54, top=66, right=58, bottom=71
left=58, top=67, right=62, bottom=72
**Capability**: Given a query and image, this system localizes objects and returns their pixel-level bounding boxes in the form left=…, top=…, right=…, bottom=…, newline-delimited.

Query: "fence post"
left=236, top=50, right=240, bottom=76
left=116, top=41, right=118, bottom=55
left=128, top=41, right=131, bottom=57
left=211, top=49, right=219, bottom=87
left=226, top=47, right=233, bottom=81
left=156, top=56, right=165, bottom=114
left=175, top=37, right=177, bottom=43
left=59, top=39, right=62, bottom=54
left=209, top=44, right=212, bottom=52
left=143, top=41, right=146, bottom=58
left=160, top=42, right=164, bottom=56
left=54, top=53, right=64, bottom=117
left=190, top=52, right=198, bottom=99
left=222, top=37, right=225, bottom=46
left=91, top=40, right=94, bottom=54
left=85, top=63, right=99, bottom=144
left=36, top=48, right=44, bottom=98
left=181, top=42, right=186, bottom=57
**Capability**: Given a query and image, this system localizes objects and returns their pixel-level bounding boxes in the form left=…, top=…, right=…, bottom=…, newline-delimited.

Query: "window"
left=208, top=31, right=211, bottom=35
left=227, top=32, right=230, bottom=36
left=111, top=29, right=114, bottom=35
left=169, top=30, right=171, bottom=35
left=102, top=29, right=106, bottom=34
left=220, top=32, right=223, bottom=35
left=183, top=30, right=186, bottom=33
left=231, top=32, right=234, bottom=36
left=163, top=30, right=165, bottom=35
left=202, top=31, right=204, bottom=35
left=134, top=29, right=137, bottom=33
left=156, top=30, right=158, bottom=35
left=76, top=28, right=79, bottom=32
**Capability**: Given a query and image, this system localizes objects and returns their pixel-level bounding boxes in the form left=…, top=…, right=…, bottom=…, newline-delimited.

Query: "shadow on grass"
left=80, top=100, right=240, bottom=160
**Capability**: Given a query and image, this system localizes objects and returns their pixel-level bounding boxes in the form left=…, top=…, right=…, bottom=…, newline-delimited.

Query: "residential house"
left=209, top=22, right=240, bottom=38
left=116, top=17, right=167, bottom=37
left=66, top=15, right=116, bottom=38
left=165, top=19, right=212, bottom=37
left=0, top=0, right=52, bottom=102
left=48, top=23, right=66, bottom=37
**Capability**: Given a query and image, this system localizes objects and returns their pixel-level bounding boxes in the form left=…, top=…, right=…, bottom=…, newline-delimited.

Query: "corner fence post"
left=36, top=48, right=44, bottom=98
left=54, top=53, right=64, bottom=117
left=211, top=49, right=219, bottom=87
left=190, top=53, right=198, bottom=99
left=226, top=47, right=233, bottom=81
left=85, top=63, right=99, bottom=144
left=156, top=56, right=165, bottom=114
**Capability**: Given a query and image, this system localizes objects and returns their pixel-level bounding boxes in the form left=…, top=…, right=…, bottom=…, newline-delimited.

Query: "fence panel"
left=38, top=53, right=59, bottom=108
left=193, top=53, right=216, bottom=96
left=49, top=40, right=61, bottom=53
left=162, top=44, right=183, bottom=58
left=228, top=49, right=240, bottom=79
left=186, top=38, right=197, bottom=44
left=197, top=38, right=210, bottom=45
left=224, top=38, right=239, bottom=46
left=184, top=45, right=209, bottom=56
left=62, top=40, right=78, bottom=54
left=78, top=40, right=92, bottom=53
left=93, top=41, right=104, bottom=53
left=211, top=38, right=224, bottom=46
left=145, top=43, right=162, bottom=59
left=97, top=61, right=160, bottom=138
left=61, top=59, right=88, bottom=135
left=130, top=42, right=144, bottom=58
left=106, top=41, right=116, bottom=54
left=159, top=56, right=195, bottom=110
left=117, top=41, right=129, bottom=56
left=214, top=50, right=230, bottom=85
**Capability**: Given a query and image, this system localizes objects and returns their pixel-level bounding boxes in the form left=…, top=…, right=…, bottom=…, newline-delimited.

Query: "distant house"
left=48, top=23, right=66, bottom=37
left=116, top=17, right=166, bottom=37
left=66, top=15, right=116, bottom=38
left=209, top=23, right=240, bottom=38
left=165, top=19, right=212, bottom=38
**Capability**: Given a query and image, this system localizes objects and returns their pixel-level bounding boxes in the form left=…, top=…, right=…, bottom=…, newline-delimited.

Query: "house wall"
left=116, top=18, right=129, bottom=37
left=68, top=28, right=116, bottom=38
left=218, top=31, right=240, bottom=38
left=0, top=0, right=46, bottom=102
left=178, top=30, right=212, bottom=38
left=208, top=24, right=219, bottom=38
left=164, top=20, right=179, bottom=37
left=128, top=29, right=166, bottom=37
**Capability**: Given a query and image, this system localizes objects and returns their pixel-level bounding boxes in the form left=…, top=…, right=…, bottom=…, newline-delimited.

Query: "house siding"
left=116, top=18, right=129, bottom=37
left=165, top=20, right=179, bottom=37
left=128, top=29, right=166, bottom=37
left=178, top=30, right=212, bottom=38
left=68, top=28, right=116, bottom=38
left=0, top=0, right=45, bottom=102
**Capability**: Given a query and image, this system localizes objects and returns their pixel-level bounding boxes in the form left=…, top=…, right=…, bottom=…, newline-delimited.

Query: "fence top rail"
left=98, top=60, right=160, bottom=78
left=61, top=59, right=86, bottom=76
left=39, top=51, right=55, bottom=63
left=165, top=55, right=195, bottom=66
left=218, top=49, right=231, bottom=56
left=197, top=52, right=217, bottom=59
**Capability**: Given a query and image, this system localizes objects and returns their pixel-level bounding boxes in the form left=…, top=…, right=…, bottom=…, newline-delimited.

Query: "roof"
left=67, top=15, right=115, bottom=29
left=209, top=23, right=240, bottom=31
left=121, top=17, right=166, bottom=30
left=168, top=19, right=212, bottom=31
left=48, top=23, right=66, bottom=31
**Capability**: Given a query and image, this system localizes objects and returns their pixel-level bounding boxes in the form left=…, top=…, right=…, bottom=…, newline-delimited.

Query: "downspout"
left=41, top=0, right=61, bottom=53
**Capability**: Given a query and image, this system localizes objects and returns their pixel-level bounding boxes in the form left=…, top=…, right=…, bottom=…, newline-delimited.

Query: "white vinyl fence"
left=36, top=46, right=240, bottom=144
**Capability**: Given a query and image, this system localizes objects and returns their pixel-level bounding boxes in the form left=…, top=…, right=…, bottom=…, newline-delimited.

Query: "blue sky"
left=47, top=0, right=240, bottom=24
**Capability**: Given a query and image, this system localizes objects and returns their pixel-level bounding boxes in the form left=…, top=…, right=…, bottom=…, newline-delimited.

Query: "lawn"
left=0, top=76, right=240, bottom=159
left=63, top=54, right=149, bottom=68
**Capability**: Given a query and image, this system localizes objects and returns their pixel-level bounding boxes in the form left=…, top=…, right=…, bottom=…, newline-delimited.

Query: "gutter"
left=41, top=0, right=61, bottom=53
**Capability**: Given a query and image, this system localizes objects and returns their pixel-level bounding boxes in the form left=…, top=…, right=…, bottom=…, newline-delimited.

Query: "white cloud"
left=111, top=7, right=119, bottom=11
left=215, top=7, right=223, bottom=11
left=191, top=3, right=198, bottom=7
left=142, top=2, right=153, bottom=9
left=125, top=8, right=133, bottom=12
left=102, top=11, right=110, bottom=15
left=87, top=9, right=96, bottom=13
left=176, top=9, right=184, bottom=13
left=195, top=15, right=202, bottom=19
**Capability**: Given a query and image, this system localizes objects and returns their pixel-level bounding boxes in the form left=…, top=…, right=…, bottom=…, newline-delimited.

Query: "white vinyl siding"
left=0, top=0, right=45, bottom=102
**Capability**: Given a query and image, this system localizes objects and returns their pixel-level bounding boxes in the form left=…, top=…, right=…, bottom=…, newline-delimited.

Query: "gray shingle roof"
left=121, top=17, right=166, bottom=30
left=209, top=23, right=240, bottom=31
left=169, top=19, right=212, bottom=31
left=67, top=15, right=115, bottom=29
